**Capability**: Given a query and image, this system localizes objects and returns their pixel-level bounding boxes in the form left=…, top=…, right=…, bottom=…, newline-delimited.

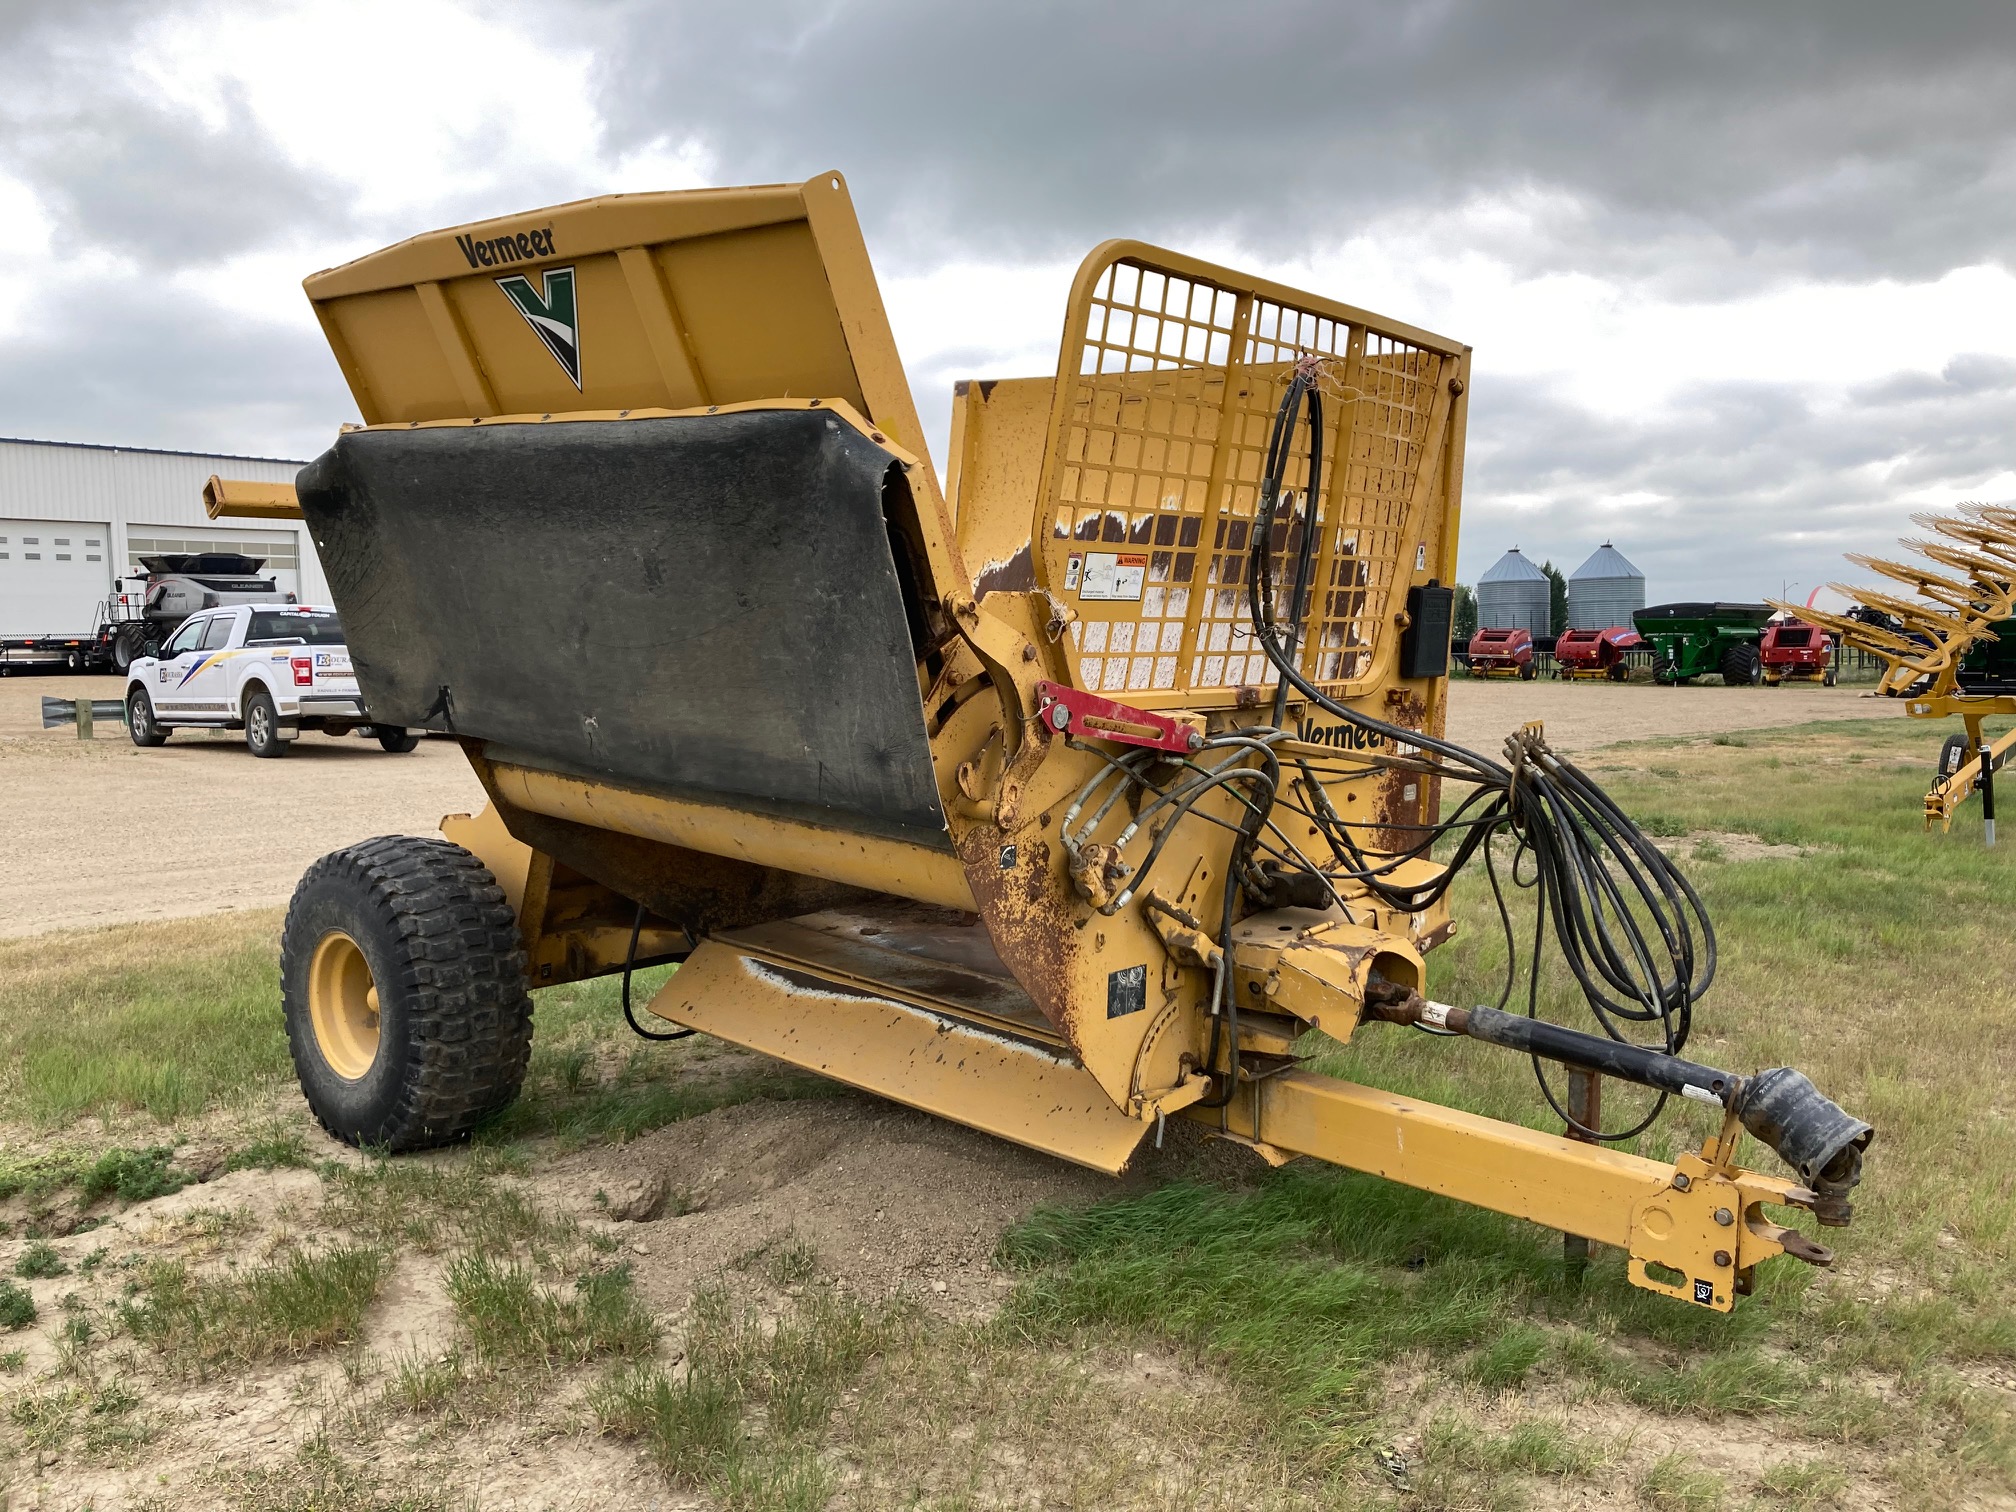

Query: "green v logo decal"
left=496, top=266, right=581, bottom=388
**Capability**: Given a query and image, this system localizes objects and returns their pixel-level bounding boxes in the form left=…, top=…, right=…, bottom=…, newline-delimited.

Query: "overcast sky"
left=2, top=0, right=2014, bottom=603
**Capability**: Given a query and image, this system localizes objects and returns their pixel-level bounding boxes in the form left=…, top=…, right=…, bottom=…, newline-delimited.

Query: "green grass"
left=0, top=922, right=826, bottom=1145
left=0, top=1143, right=189, bottom=1205
left=1638, top=1452, right=1728, bottom=1510
left=1755, top=1457, right=1850, bottom=1509
left=218, top=1433, right=471, bottom=1512
left=0, top=912, right=290, bottom=1124
left=120, top=1244, right=388, bottom=1377
left=0, top=1278, right=36, bottom=1329
left=317, top=1155, right=576, bottom=1258
left=14, top=1240, right=66, bottom=1278
left=595, top=1279, right=909, bottom=1507
left=225, top=1129, right=313, bottom=1172
left=445, top=1255, right=657, bottom=1367
left=994, top=1171, right=1802, bottom=1462
left=1409, top=1417, right=1607, bottom=1510
left=7, top=1376, right=154, bottom=1459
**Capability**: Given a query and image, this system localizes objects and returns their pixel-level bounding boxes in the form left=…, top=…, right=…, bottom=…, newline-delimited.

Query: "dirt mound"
left=536, top=1093, right=1125, bottom=1319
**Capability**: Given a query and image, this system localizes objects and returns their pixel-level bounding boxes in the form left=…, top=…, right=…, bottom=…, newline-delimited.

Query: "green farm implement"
left=1634, top=603, right=1772, bottom=686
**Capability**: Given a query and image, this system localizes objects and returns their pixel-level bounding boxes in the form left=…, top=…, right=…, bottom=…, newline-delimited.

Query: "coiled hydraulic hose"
left=1237, top=360, right=1717, bottom=1138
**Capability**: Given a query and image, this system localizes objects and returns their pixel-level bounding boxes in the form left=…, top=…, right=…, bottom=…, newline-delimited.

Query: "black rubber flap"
left=296, top=410, right=949, bottom=849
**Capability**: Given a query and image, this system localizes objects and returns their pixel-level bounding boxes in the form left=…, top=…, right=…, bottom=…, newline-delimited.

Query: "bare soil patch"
left=0, top=674, right=482, bottom=938
left=1440, top=675, right=1902, bottom=753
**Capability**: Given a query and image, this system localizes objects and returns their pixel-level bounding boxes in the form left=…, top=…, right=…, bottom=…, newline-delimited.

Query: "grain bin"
left=1476, top=547, right=1550, bottom=636
left=1568, top=542, right=1645, bottom=630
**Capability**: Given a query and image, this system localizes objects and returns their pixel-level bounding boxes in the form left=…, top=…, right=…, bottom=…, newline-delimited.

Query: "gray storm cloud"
left=573, top=0, right=2016, bottom=287
left=0, top=0, right=2012, bottom=600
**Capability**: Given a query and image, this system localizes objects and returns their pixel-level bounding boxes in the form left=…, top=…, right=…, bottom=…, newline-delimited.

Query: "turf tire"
left=281, top=836, right=532, bottom=1151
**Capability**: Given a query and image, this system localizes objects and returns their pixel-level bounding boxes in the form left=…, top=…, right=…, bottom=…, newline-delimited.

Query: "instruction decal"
left=497, top=265, right=582, bottom=388
left=1079, top=551, right=1147, bottom=602
left=1106, top=964, right=1148, bottom=1019
left=1064, top=552, right=1083, bottom=591
left=1693, top=1278, right=1714, bottom=1306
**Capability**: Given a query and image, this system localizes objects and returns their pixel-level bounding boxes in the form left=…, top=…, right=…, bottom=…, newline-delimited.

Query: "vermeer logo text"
left=456, top=227, right=557, bottom=269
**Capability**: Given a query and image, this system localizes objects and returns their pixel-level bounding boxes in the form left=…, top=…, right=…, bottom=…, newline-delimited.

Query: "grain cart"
left=274, top=173, right=1869, bottom=1312
left=1779, top=507, right=2016, bottom=837
left=1464, top=626, right=1536, bottom=678
left=1554, top=625, right=1640, bottom=681
left=1634, top=603, right=1771, bottom=685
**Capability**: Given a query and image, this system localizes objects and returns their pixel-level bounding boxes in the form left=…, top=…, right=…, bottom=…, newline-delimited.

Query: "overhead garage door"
left=0, top=518, right=112, bottom=636
left=126, top=526, right=304, bottom=602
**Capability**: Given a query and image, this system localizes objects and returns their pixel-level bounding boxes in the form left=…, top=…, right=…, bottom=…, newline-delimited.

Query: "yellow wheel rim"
left=307, top=931, right=381, bottom=1081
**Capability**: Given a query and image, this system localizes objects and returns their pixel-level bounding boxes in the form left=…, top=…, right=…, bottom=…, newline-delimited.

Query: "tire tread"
left=281, top=836, right=531, bottom=1150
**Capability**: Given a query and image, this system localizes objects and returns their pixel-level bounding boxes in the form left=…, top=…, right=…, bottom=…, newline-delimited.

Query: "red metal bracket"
left=1036, top=680, right=1202, bottom=754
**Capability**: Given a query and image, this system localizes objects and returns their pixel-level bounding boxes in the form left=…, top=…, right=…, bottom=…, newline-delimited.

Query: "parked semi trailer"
left=1, top=553, right=293, bottom=675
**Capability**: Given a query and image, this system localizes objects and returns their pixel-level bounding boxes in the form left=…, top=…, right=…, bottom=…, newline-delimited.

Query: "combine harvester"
left=1779, top=505, right=2016, bottom=839
left=226, top=173, right=1869, bottom=1312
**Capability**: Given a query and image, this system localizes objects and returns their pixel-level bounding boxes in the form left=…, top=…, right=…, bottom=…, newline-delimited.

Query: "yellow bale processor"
left=253, top=173, right=1868, bottom=1312
left=1775, top=506, right=2016, bottom=838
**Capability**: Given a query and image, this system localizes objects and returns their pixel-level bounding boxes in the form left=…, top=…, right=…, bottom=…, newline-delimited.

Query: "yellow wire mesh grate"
left=1039, top=254, right=1449, bottom=707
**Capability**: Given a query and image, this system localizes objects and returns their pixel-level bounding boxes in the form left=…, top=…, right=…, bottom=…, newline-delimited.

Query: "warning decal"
left=1079, top=551, right=1147, bottom=602
left=1106, top=964, right=1148, bottom=1018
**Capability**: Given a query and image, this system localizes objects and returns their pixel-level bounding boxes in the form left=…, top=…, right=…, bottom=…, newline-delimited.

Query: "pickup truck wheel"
left=127, top=688, right=167, bottom=747
left=245, top=688, right=287, bottom=758
left=281, top=836, right=532, bottom=1151
left=376, top=729, right=421, bottom=754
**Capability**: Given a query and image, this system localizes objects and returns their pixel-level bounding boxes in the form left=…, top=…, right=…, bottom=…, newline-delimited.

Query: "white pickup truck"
left=124, top=604, right=418, bottom=758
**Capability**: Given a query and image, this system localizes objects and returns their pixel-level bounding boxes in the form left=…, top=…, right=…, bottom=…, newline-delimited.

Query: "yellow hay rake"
left=1774, top=503, right=2016, bottom=837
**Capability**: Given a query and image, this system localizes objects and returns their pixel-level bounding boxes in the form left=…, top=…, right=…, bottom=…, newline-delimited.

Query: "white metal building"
left=0, top=437, right=321, bottom=637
